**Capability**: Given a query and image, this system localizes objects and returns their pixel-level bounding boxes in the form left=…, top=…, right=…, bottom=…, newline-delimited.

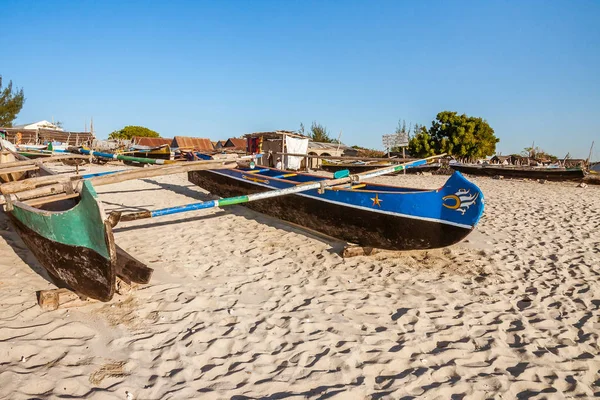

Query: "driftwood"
left=37, top=278, right=137, bottom=311
left=0, top=159, right=238, bottom=203
left=342, top=245, right=382, bottom=258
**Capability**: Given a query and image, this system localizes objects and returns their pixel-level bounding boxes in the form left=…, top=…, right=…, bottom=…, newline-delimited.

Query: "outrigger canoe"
left=188, top=166, right=485, bottom=250
left=0, top=142, right=152, bottom=301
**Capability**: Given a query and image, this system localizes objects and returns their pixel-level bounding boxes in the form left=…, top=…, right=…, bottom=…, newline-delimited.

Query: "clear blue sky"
left=2, top=0, right=599, bottom=159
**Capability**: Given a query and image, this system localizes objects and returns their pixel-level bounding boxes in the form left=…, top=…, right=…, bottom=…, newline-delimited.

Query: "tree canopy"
left=0, top=75, right=25, bottom=127
left=309, top=121, right=334, bottom=143
left=108, top=125, right=160, bottom=140
left=408, top=111, right=499, bottom=159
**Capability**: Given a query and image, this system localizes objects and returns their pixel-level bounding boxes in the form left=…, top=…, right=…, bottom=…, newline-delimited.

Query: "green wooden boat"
left=1, top=143, right=152, bottom=301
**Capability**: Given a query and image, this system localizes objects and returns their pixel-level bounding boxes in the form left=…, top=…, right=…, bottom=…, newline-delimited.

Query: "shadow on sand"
left=110, top=178, right=347, bottom=255
left=0, top=212, right=65, bottom=289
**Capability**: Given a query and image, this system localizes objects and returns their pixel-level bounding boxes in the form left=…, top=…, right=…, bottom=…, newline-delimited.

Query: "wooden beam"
left=0, top=154, right=89, bottom=169
left=0, top=165, right=40, bottom=175
left=24, top=192, right=80, bottom=207
left=0, top=159, right=239, bottom=204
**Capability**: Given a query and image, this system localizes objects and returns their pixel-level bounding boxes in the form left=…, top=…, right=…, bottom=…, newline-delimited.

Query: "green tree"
left=109, top=125, right=160, bottom=140
left=408, top=126, right=436, bottom=157
left=408, top=111, right=499, bottom=159
left=0, top=76, right=25, bottom=127
left=309, top=121, right=333, bottom=143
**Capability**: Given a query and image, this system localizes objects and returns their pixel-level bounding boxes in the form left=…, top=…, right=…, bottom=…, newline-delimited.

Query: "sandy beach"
left=1, top=164, right=599, bottom=399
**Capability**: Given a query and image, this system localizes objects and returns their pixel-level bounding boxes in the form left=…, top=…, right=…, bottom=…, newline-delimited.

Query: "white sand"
left=1, top=164, right=599, bottom=399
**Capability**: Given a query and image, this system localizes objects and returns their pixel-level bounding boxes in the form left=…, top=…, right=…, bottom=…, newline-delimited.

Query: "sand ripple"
left=1, top=168, right=599, bottom=399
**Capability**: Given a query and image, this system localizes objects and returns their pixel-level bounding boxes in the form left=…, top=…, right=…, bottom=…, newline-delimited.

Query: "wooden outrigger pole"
left=120, top=154, right=445, bottom=222
left=70, top=147, right=178, bottom=165
left=0, top=159, right=241, bottom=203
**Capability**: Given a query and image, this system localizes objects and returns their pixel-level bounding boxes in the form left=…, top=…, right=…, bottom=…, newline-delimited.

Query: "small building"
left=13, top=120, right=64, bottom=131
left=490, top=155, right=511, bottom=165
left=222, top=138, right=247, bottom=150
left=306, top=142, right=358, bottom=169
left=171, top=136, right=214, bottom=151
left=214, top=140, right=227, bottom=149
left=131, top=136, right=173, bottom=147
left=245, top=130, right=309, bottom=168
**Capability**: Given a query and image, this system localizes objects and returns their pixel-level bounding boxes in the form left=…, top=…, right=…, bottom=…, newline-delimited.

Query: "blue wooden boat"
left=188, top=167, right=485, bottom=250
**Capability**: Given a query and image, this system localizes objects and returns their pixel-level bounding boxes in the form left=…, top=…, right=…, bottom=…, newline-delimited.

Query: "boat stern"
left=438, top=172, right=485, bottom=229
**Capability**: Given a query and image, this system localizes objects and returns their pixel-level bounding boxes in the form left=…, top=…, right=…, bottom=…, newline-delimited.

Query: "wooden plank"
left=37, top=278, right=137, bottom=311
left=0, top=154, right=89, bottom=169
left=342, top=245, right=379, bottom=258
left=0, top=165, right=40, bottom=175
left=24, top=192, right=80, bottom=207
left=37, top=288, right=96, bottom=311
left=0, top=159, right=239, bottom=201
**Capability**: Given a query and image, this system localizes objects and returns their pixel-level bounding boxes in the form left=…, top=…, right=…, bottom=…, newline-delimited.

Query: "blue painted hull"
left=188, top=167, right=485, bottom=250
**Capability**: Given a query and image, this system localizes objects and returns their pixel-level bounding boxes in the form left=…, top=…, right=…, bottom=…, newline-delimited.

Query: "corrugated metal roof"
left=172, top=136, right=214, bottom=151
left=226, top=138, right=246, bottom=148
left=132, top=136, right=173, bottom=147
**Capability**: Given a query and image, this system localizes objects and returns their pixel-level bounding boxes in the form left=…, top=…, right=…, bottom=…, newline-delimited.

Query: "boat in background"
left=125, top=144, right=173, bottom=162
left=450, top=163, right=585, bottom=181
left=321, top=160, right=441, bottom=174
left=189, top=166, right=484, bottom=250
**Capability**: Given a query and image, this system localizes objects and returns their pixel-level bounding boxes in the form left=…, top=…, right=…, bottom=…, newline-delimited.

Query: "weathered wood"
left=342, top=246, right=380, bottom=258
left=37, top=288, right=96, bottom=311
left=37, top=277, right=137, bottom=310
left=116, top=245, right=153, bottom=284
left=90, top=159, right=236, bottom=186
left=0, top=154, right=89, bottom=169
left=0, top=165, right=40, bottom=175
left=24, top=192, right=80, bottom=206
left=0, top=159, right=239, bottom=203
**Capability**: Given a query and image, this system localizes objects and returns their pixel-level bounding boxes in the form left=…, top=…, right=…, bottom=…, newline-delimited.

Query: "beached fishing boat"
left=188, top=166, right=484, bottom=250
left=450, top=163, right=585, bottom=181
left=0, top=143, right=153, bottom=301
left=125, top=144, right=173, bottom=162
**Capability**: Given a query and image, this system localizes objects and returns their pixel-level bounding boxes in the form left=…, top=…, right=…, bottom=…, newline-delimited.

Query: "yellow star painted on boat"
left=371, top=193, right=383, bottom=207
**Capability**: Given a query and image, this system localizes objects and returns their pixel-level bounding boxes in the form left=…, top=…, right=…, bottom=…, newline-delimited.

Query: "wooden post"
left=402, top=147, right=406, bottom=175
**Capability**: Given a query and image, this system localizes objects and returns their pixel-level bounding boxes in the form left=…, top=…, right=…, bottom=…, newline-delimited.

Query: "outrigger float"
left=0, top=144, right=484, bottom=301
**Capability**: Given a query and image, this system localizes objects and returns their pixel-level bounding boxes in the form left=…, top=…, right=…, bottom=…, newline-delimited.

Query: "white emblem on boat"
left=442, top=189, right=479, bottom=215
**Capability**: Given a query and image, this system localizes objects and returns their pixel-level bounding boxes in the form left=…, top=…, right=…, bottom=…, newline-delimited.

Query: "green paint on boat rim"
left=9, top=180, right=111, bottom=260
left=219, top=195, right=249, bottom=206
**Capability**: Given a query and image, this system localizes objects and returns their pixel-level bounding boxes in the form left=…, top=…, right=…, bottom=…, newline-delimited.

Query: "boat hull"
left=189, top=169, right=482, bottom=250
left=451, top=164, right=585, bottom=180
left=9, top=214, right=117, bottom=301
left=7, top=181, right=118, bottom=301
